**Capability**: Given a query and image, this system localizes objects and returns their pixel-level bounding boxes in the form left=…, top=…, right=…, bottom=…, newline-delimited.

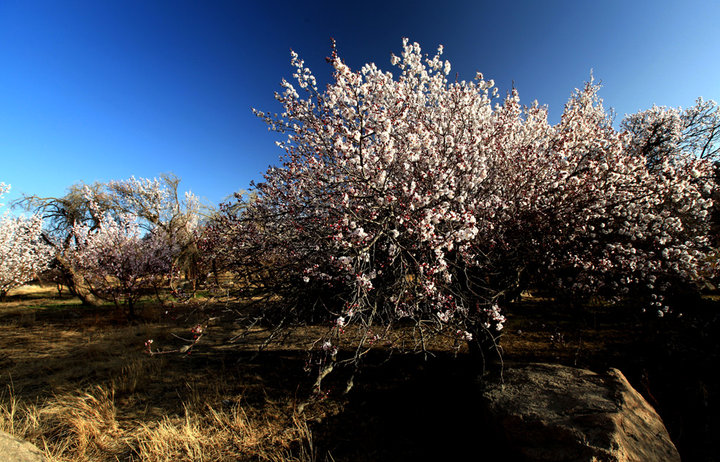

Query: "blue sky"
left=1, top=0, right=718, bottom=211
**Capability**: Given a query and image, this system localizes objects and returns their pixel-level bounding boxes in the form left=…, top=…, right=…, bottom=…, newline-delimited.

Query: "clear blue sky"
left=1, top=0, right=718, bottom=211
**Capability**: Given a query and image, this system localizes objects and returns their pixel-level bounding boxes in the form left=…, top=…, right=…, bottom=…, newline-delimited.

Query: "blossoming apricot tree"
left=106, top=175, right=201, bottom=291
left=236, top=39, right=714, bottom=387
left=0, top=184, right=53, bottom=299
left=68, top=193, right=177, bottom=317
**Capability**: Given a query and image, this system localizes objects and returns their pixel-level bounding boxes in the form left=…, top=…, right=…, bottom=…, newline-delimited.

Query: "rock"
left=0, top=431, right=44, bottom=462
left=481, top=363, right=680, bottom=462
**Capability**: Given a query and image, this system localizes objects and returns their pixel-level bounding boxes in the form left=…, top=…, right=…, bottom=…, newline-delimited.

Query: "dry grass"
left=0, top=283, right=644, bottom=462
left=134, top=405, right=314, bottom=462
left=1, top=384, right=315, bottom=461
left=2, top=283, right=717, bottom=461
left=0, top=284, right=319, bottom=461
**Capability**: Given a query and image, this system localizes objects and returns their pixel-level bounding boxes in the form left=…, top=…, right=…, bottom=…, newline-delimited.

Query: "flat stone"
left=0, top=431, right=44, bottom=462
left=482, top=363, right=680, bottom=462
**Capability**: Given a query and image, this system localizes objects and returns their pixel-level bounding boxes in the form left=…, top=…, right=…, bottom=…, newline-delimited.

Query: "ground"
left=0, top=284, right=717, bottom=461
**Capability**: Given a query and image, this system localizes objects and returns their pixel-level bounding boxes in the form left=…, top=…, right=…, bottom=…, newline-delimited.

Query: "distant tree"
left=234, top=39, right=714, bottom=391
left=622, top=98, right=720, bottom=249
left=37, top=261, right=70, bottom=297
left=106, top=175, right=201, bottom=291
left=67, top=192, right=176, bottom=317
left=0, top=184, right=53, bottom=299
left=13, top=182, right=111, bottom=305
left=196, top=191, right=269, bottom=296
left=622, top=97, right=719, bottom=170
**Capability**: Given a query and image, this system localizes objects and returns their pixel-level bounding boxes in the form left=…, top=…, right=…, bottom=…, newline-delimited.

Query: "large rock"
left=481, top=363, right=680, bottom=462
left=0, top=431, right=44, bottom=462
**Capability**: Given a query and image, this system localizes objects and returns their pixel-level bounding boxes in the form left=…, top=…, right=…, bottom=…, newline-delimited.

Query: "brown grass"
left=1, top=384, right=315, bottom=461
left=1, top=284, right=717, bottom=461
left=0, top=284, right=629, bottom=461
left=0, top=284, right=319, bottom=461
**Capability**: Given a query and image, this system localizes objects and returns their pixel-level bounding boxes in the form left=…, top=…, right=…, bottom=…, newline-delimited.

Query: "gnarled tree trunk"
left=54, top=253, right=102, bottom=307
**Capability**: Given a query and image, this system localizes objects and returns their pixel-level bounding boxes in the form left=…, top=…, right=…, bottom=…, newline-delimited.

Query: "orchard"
left=2, top=38, right=719, bottom=398
left=2, top=39, right=720, bottom=461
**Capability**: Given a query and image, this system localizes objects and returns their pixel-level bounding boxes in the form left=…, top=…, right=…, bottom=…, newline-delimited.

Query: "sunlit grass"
left=1, top=384, right=315, bottom=461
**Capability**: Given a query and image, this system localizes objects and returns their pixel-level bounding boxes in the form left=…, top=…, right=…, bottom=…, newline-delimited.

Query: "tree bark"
left=467, top=320, right=503, bottom=376
left=54, top=253, right=102, bottom=307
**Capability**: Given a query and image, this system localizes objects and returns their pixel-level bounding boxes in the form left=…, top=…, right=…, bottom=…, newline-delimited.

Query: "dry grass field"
left=0, top=284, right=717, bottom=461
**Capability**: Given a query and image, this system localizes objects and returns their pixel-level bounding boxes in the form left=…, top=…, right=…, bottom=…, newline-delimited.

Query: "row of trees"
left=1, top=39, right=718, bottom=384
left=0, top=176, right=199, bottom=316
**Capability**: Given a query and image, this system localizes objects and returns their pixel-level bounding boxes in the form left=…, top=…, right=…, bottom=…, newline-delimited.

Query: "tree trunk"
left=55, top=254, right=102, bottom=306
left=212, top=259, right=221, bottom=287
left=126, top=298, right=135, bottom=319
left=467, top=321, right=503, bottom=376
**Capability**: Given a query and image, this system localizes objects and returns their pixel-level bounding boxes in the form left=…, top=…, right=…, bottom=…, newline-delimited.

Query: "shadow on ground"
left=1, top=289, right=718, bottom=461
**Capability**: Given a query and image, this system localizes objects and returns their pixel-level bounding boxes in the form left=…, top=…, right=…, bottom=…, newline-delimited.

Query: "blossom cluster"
left=0, top=184, right=53, bottom=297
left=107, top=176, right=200, bottom=236
left=623, top=97, right=719, bottom=167
left=0, top=182, right=8, bottom=206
